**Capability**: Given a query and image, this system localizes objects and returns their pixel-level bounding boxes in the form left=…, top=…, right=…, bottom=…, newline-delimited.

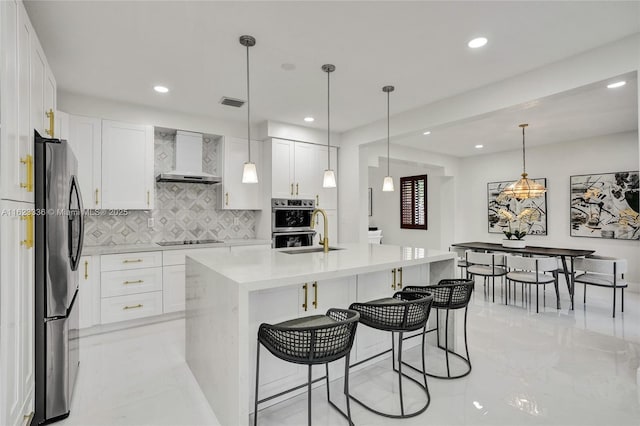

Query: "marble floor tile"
left=62, top=284, right=640, bottom=426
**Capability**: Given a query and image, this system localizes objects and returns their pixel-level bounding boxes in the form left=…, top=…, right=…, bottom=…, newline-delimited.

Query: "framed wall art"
left=570, top=171, right=639, bottom=240
left=487, top=178, right=548, bottom=235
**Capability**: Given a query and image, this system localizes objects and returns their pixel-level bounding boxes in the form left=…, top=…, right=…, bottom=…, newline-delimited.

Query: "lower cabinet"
left=0, top=200, right=35, bottom=426
left=163, top=265, right=185, bottom=313
left=248, top=277, right=356, bottom=408
left=78, top=256, right=100, bottom=329
left=100, top=292, right=163, bottom=324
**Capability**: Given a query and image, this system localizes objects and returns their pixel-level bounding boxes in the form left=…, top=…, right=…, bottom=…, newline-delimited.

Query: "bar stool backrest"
left=574, top=256, right=627, bottom=276
left=258, top=308, right=359, bottom=365
left=506, top=255, right=557, bottom=273
left=350, top=292, right=433, bottom=332
left=466, top=250, right=506, bottom=267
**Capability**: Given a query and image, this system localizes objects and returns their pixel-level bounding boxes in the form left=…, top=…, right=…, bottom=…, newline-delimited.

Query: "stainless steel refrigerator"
left=34, top=131, right=84, bottom=424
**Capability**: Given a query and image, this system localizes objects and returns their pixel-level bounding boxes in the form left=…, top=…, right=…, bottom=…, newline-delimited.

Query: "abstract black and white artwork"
left=570, top=171, right=639, bottom=240
left=487, top=179, right=548, bottom=235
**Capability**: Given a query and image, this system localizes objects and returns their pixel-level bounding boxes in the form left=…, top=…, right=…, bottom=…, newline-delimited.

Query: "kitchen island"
left=185, top=243, right=456, bottom=426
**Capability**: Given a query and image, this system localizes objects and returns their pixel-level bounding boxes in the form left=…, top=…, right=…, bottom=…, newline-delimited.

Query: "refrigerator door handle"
left=68, top=175, right=84, bottom=271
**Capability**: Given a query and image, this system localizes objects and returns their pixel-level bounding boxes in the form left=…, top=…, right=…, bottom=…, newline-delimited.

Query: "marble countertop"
left=187, top=243, right=455, bottom=290
left=82, top=239, right=272, bottom=256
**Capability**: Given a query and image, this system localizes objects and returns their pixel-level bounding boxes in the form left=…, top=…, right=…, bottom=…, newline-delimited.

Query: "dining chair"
left=505, top=255, right=559, bottom=313
left=573, top=256, right=627, bottom=318
left=465, top=251, right=507, bottom=302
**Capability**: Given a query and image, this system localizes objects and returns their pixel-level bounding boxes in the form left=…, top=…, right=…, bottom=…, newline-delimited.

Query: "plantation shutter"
left=400, top=175, right=427, bottom=230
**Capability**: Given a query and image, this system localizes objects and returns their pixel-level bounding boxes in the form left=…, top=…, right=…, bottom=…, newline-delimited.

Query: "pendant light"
left=321, top=64, right=336, bottom=188
left=382, top=85, right=394, bottom=192
left=240, top=35, right=258, bottom=184
left=501, top=124, right=546, bottom=200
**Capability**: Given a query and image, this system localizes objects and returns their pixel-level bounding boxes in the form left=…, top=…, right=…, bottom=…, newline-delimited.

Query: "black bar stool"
left=348, top=291, right=434, bottom=419
left=254, top=308, right=360, bottom=426
left=404, top=279, right=474, bottom=379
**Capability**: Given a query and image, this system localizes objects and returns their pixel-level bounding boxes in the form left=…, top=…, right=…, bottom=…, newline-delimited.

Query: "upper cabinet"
left=218, top=136, right=262, bottom=210
left=271, top=138, right=337, bottom=208
left=67, top=115, right=102, bottom=208
left=0, top=0, right=53, bottom=204
left=101, top=120, right=154, bottom=210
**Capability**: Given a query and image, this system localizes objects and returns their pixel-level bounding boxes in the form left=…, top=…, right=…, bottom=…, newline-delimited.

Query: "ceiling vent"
left=219, top=97, right=245, bottom=108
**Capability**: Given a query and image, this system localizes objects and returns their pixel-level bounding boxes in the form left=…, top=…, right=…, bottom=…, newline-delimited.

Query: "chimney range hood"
left=156, top=131, right=221, bottom=184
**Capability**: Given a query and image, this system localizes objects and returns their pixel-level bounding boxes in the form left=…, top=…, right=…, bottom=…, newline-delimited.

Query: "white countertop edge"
left=186, top=245, right=456, bottom=292
left=82, top=239, right=271, bottom=256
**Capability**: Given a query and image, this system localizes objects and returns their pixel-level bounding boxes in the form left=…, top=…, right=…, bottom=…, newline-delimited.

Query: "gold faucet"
left=310, top=208, right=329, bottom=253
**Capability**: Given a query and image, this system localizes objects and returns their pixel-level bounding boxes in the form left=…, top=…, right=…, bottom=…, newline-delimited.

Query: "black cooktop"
left=156, top=239, right=223, bottom=246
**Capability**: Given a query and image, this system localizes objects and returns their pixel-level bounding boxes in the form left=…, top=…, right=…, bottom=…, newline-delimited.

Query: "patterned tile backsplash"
left=84, top=130, right=257, bottom=246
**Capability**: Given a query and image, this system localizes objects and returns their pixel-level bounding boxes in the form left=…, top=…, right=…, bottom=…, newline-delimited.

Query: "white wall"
left=368, top=159, right=446, bottom=250
left=456, top=131, right=640, bottom=288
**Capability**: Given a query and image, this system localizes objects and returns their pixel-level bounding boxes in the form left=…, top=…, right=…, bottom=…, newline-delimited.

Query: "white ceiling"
left=394, top=72, right=638, bottom=157
left=24, top=1, right=640, bottom=133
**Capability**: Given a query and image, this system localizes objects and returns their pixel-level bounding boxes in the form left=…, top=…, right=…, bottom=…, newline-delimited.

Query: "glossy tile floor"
left=63, top=283, right=640, bottom=426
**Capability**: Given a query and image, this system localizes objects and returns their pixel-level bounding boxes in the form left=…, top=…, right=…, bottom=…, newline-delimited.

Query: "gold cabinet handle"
left=391, top=268, right=397, bottom=290
left=147, top=190, right=150, bottom=206
left=312, top=281, right=318, bottom=309
left=45, top=109, right=54, bottom=137
left=123, top=259, right=143, bottom=264
left=20, top=214, right=34, bottom=249
left=290, top=183, right=294, bottom=196
left=302, top=283, right=308, bottom=311
left=398, top=267, right=403, bottom=289
left=296, top=183, right=299, bottom=196
left=123, top=304, right=143, bottom=310
left=84, top=261, right=88, bottom=280
left=225, top=192, right=229, bottom=206
left=316, top=194, right=319, bottom=206
left=20, top=155, right=33, bottom=192
left=123, top=279, right=144, bottom=285
left=95, top=188, right=99, bottom=205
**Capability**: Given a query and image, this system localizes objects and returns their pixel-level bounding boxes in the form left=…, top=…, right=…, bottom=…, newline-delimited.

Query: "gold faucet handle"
left=318, top=234, right=324, bottom=246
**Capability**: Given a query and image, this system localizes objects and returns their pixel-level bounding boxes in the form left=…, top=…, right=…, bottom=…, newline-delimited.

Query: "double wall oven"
left=271, top=198, right=316, bottom=248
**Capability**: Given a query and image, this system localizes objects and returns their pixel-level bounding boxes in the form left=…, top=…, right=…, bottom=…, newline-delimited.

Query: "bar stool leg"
left=536, top=285, right=539, bottom=313
left=307, top=365, right=312, bottom=426
left=398, top=332, right=405, bottom=416
left=344, top=354, right=353, bottom=426
left=445, top=309, right=451, bottom=377
left=254, top=341, right=261, bottom=426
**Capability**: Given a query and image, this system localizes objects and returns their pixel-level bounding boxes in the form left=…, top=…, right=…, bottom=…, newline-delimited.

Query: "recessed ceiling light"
left=475, top=144, right=484, bottom=149
left=153, top=85, right=169, bottom=93
left=607, top=81, right=626, bottom=89
left=304, top=117, right=315, bottom=122
left=423, top=131, right=431, bottom=135
left=468, top=37, right=488, bottom=48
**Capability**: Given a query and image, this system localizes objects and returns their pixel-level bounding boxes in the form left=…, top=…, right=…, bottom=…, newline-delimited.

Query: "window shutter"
left=400, top=175, right=427, bottom=230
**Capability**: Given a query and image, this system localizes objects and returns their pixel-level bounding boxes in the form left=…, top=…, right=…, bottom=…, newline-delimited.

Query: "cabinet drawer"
left=101, top=267, right=162, bottom=298
left=101, top=251, right=162, bottom=271
left=100, top=292, right=162, bottom=324
left=162, top=247, right=229, bottom=266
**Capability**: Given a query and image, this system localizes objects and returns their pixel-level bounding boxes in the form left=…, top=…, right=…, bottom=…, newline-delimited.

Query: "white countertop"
left=82, top=239, right=271, bottom=256
left=187, top=243, right=455, bottom=290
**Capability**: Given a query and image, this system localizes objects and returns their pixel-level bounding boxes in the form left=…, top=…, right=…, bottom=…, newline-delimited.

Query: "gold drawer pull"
left=123, top=304, right=143, bottom=310
left=95, top=188, right=99, bottom=205
left=290, top=183, right=294, bottom=196
left=296, top=183, right=299, bottom=196
left=84, top=261, right=88, bottom=280
left=398, top=267, right=403, bottom=289
left=45, top=109, right=54, bottom=137
left=312, top=281, right=318, bottom=309
left=225, top=192, right=229, bottom=206
left=302, top=283, right=308, bottom=312
left=20, top=155, right=33, bottom=192
left=20, top=214, right=34, bottom=249
left=123, top=279, right=144, bottom=285
left=123, top=259, right=143, bottom=264
left=147, top=190, right=150, bottom=206
left=391, top=268, right=397, bottom=290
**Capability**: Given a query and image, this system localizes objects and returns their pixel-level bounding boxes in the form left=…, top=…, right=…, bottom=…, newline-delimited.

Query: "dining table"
left=451, top=242, right=595, bottom=309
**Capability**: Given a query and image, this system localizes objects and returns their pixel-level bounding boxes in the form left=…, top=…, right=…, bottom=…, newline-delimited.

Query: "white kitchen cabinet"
left=271, top=139, right=294, bottom=198
left=0, top=200, right=35, bottom=426
left=100, top=292, right=163, bottom=324
left=67, top=115, right=102, bottom=209
left=162, top=265, right=185, bottom=313
left=78, top=256, right=101, bottom=329
left=0, top=0, right=35, bottom=204
left=218, top=137, right=262, bottom=210
left=270, top=139, right=338, bottom=208
left=101, top=120, right=154, bottom=210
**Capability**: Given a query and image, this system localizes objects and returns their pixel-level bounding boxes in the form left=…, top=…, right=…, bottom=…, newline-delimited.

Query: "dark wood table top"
left=451, top=242, right=595, bottom=258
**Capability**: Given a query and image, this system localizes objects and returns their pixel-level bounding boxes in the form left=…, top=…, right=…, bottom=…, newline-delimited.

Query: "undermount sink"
left=280, top=247, right=344, bottom=254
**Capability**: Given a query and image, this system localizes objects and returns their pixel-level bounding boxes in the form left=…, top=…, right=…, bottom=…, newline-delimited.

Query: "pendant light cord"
left=521, top=125, right=526, bottom=175
left=387, top=90, right=390, bottom=176
left=327, top=69, right=331, bottom=169
left=246, top=44, right=251, bottom=162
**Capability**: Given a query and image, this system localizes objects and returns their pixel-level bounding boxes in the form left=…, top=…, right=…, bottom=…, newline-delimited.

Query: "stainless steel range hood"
left=156, top=130, right=222, bottom=184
